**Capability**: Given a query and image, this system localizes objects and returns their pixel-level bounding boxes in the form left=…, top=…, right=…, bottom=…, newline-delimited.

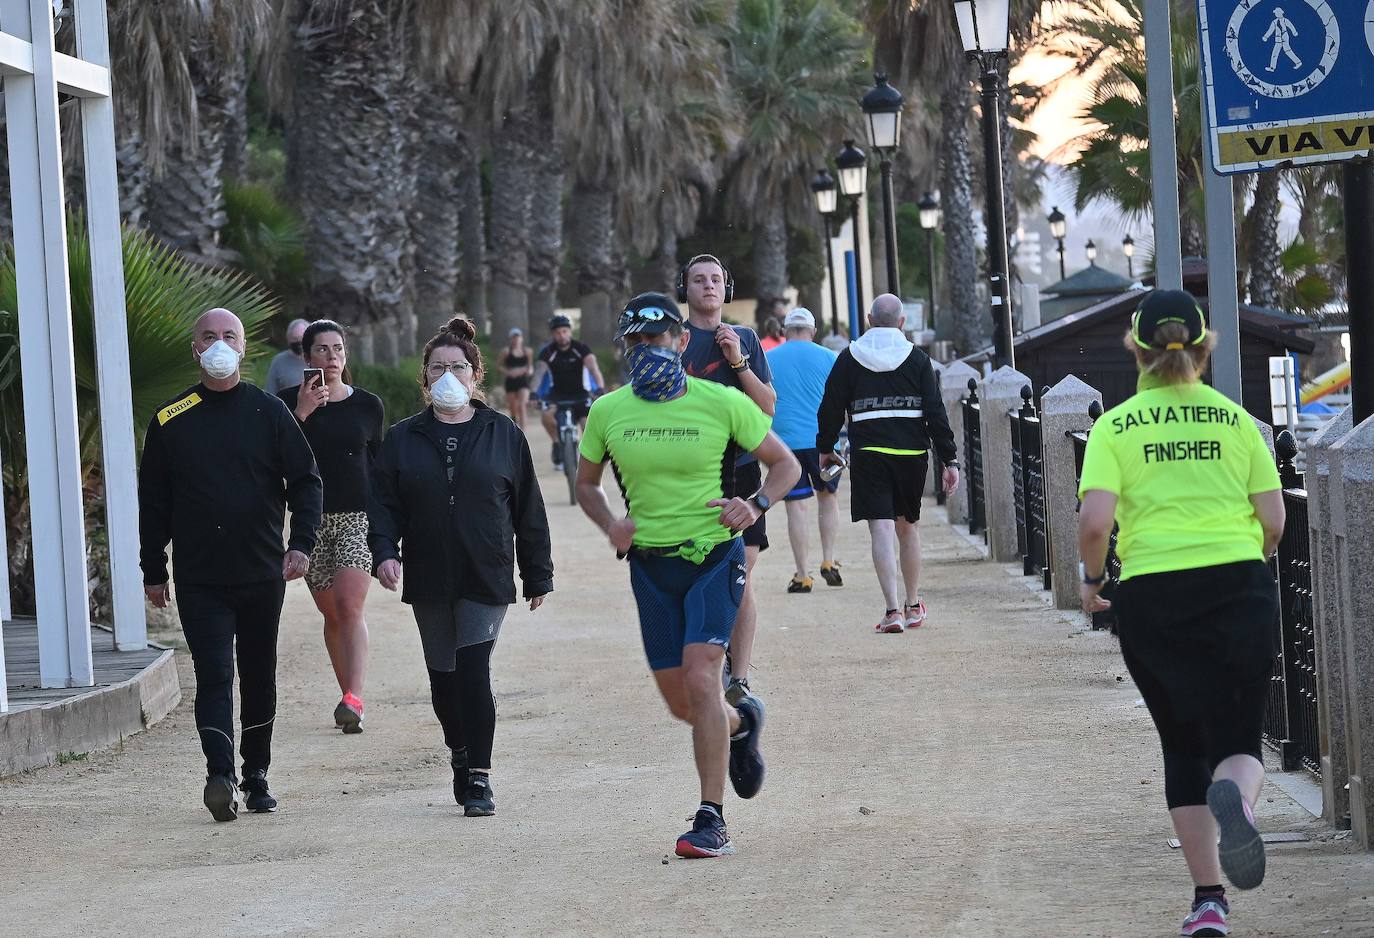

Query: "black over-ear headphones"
left=676, top=254, right=735, bottom=304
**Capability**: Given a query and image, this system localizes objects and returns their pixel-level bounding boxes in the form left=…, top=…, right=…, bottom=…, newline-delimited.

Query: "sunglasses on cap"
left=617, top=306, right=682, bottom=332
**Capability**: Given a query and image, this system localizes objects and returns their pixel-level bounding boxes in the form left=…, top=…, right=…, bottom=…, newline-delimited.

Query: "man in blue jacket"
left=817, top=294, right=960, bottom=634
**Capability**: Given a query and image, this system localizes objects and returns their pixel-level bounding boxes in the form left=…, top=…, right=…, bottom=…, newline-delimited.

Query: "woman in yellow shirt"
left=1077, top=290, right=1286, bottom=938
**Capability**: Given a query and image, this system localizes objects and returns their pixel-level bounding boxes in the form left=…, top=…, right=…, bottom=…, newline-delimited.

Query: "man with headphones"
left=677, top=254, right=776, bottom=705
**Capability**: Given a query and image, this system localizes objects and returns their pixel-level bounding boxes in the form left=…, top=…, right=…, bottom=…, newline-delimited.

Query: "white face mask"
left=196, top=339, right=242, bottom=380
left=429, top=370, right=470, bottom=412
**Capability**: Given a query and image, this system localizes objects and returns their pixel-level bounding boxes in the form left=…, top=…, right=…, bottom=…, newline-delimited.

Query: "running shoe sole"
left=730, top=696, right=766, bottom=799
left=675, top=837, right=736, bottom=859
left=875, top=618, right=904, bottom=634
left=820, top=568, right=843, bottom=587
left=1208, top=779, right=1265, bottom=890
left=203, top=776, right=238, bottom=822
left=464, top=803, right=496, bottom=818
left=333, top=701, right=363, bottom=734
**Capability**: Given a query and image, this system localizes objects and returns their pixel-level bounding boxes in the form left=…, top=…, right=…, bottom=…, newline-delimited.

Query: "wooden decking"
left=2, top=618, right=162, bottom=713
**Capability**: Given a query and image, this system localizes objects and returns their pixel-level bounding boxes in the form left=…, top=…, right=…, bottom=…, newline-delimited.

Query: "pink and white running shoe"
left=1180, top=898, right=1228, bottom=936
left=903, top=601, right=928, bottom=629
left=875, top=610, right=904, bottom=634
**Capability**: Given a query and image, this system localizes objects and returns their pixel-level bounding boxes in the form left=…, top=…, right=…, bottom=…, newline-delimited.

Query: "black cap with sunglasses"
left=616, top=292, right=684, bottom=339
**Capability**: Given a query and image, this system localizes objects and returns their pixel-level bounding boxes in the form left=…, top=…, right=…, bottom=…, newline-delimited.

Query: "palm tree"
left=724, top=0, right=869, bottom=322
left=455, top=127, right=489, bottom=330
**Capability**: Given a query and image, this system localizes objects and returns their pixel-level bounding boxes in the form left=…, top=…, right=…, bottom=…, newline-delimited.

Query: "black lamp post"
left=836, top=139, right=868, bottom=332
left=811, top=168, right=841, bottom=339
left=918, top=191, right=940, bottom=334
left=955, top=0, right=1015, bottom=370
left=1122, top=233, right=1135, bottom=279
left=1085, top=238, right=1098, bottom=266
left=1047, top=205, right=1067, bottom=281
left=861, top=72, right=904, bottom=298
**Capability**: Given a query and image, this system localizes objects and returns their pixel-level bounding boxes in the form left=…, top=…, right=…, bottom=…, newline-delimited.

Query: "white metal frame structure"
left=0, top=0, right=142, bottom=709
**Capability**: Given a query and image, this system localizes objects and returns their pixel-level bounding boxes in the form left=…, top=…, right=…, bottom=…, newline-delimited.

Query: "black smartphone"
left=303, top=367, right=324, bottom=390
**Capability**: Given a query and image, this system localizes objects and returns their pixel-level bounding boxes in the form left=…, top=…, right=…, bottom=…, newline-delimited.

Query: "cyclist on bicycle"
left=532, top=315, right=605, bottom=470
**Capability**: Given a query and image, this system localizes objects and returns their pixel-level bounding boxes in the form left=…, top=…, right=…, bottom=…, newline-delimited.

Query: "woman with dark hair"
left=368, top=316, right=554, bottom=817
left=1077, top=290, right=1286, bottom=937
left=499, top=327, right=533, bottom=430
left=278, top=319, right=384, bottom=734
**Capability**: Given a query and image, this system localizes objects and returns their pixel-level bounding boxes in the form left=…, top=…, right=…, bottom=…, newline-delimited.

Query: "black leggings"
left=1115, top=561, right=1277, bottom=810
left=427, top=640, right=497, bottom=769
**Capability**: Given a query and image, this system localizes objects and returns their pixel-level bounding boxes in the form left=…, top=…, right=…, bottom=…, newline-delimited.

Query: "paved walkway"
left=1, top=471, right=1370, bottom=937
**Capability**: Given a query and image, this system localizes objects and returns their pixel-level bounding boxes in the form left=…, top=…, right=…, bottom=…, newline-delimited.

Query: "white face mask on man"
left=429, top=370, right=471, bottom=412
left=196, top=339, right=242, bottom=380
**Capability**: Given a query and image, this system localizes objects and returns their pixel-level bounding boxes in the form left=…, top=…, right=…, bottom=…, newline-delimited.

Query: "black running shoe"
left=450, top=746, right=469, bottom=805
left=463, top=773, right=496, bottom=817
left=203, top=774, right=239, bottom=822
left=675, top=807, right=734, bottom=858
left=1208, top=779, right=1266, bottom=890
left=820, top=562, right=844, bottom=587
left=240, top=771, right=278, bottom=813
left=729, top=694, right=766, bottom=799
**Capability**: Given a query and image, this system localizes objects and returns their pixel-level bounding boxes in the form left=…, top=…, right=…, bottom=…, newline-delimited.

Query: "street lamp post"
left=956, top=0, right=1015, bottom=370
left=1122, top=233, right=1135, bottom=280
left=811, top=168, right=841, bottom=339
left=837, top=139, right=869, bottom=333
left=1085, top=238, right=1098, bottom=266
left=861, top=72, right=904, bottom=299
left=918, top=192, right=940, bottom=334
left=1047, top=205, right=1067, bottom=281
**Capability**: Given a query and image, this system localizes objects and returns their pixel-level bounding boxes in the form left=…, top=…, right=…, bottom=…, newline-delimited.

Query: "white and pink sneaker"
left=903, top=600, right=928, bottom=629
left=1180, top=898, right=1228, bottom=936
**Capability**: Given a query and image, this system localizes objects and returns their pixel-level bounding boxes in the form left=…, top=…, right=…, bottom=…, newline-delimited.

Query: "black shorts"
left=784, top=448, right=840, bottom=501
left=849, top=449, right=928, bottom=523
left=546, top=398, right=590, bottom=422
left=728, top=459, right=768, bottom=551
left=504, top=378, right=530, bottom=394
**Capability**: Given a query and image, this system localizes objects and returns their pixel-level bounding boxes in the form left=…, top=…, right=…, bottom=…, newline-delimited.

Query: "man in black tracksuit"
left=817, top=294, right=960, bottom=634
left=139, top=308, right=322, bottom=822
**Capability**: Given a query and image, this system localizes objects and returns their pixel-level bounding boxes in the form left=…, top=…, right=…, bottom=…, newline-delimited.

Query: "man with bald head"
left=817, top=294, right=960, bottom=634
left=139, top=308, right=322, bottom=822
left=266, top=317, right=310, bottom=395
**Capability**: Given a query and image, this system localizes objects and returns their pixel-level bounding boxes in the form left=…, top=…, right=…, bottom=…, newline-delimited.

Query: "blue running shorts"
left=628, top=538, right=746, bottom=671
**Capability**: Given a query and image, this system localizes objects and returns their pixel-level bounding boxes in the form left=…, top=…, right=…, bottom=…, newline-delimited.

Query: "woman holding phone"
left=278, top=319, right=385, bottom=734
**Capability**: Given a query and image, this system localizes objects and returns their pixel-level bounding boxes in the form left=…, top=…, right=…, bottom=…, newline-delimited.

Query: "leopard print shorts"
left=306, top=511, right=373, bottom=592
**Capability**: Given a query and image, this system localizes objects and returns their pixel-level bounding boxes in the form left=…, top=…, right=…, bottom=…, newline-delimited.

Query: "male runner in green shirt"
left=576, top=292, right=800, bottom=858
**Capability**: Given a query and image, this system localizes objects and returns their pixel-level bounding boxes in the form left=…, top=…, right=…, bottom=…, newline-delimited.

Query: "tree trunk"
left=488, top=108, right=538, bottom=340
left=410, top=85, right=462, bottom=343
left=527, top=141, right=565, bottom=329
left=144, top=41, right=231, bottom=264
left=940, top=84, right=982, bottom=355
left=570, top=182, right=617, bottom=348
left=650, top=221, right=679, bottom=295
left=456, top=128, right=488, bottom=331
left=113, top=94, right=150, bottom=227
left=1245, top=171, right=1283, bottom=308
left=753, top=200, right=788, bottom=324
left=221, top=45, right=250, bottom=184
left=288, top=0, right=405, bottom=360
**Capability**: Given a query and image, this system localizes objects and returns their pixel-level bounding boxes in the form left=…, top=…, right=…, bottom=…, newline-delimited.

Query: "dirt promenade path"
left=2, top=472, right=1370, bottom=937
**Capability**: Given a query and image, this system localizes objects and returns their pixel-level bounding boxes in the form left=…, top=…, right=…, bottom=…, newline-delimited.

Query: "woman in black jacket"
left=369, top=316, right=553, bottom=817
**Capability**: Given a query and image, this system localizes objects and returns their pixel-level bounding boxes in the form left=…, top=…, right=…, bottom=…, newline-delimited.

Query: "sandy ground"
left=2, top=468, right=1372, bottom=938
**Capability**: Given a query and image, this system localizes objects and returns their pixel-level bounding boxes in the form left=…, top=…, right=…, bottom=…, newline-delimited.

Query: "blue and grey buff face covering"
left=625, top=343, right=687, bottom=402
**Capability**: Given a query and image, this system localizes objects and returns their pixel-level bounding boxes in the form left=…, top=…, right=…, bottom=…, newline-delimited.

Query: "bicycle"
left=549, top=396, right=591, bottom=505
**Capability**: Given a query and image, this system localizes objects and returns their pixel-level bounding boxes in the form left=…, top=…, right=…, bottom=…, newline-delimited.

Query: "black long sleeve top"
left=367, top=403, right=554, bottom=606
left=278, top=384, right=385, bottom=513
left=138, top=382, right=323, bottom=586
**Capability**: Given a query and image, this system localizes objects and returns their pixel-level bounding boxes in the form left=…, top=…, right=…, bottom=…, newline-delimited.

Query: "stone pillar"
left=940, top=361, right=979, bottom=526
left=979, top=365, right=1033, bottom=563
left=1328, top=413, right=1374, bottom=847
left=1311, top=408, right=1354, bottom=828
left=1040, top=376, right=1103, bottom=610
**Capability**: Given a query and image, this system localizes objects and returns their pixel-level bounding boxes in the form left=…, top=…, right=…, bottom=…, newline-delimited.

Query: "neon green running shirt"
left=580, top=378, right=771, bottom=556
left=1077, top=376, right=1281, bottom=581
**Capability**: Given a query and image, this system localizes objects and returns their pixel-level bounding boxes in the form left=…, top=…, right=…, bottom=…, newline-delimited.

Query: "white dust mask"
left=430, top=371, right=470, bottom=412
left=197, top=339, right=242, bottom=380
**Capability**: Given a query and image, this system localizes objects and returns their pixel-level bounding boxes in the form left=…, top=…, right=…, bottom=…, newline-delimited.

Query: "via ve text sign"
left=1198, top=0, right=1374, bottom=173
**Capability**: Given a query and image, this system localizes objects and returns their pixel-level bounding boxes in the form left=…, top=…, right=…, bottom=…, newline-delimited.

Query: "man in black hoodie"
left=817, top=294, right=960, bottom=634
left=140, top=308, right=323, bottom=822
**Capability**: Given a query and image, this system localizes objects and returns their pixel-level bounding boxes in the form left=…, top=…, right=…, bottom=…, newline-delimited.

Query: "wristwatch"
left=730, top=353, right=751, bottom=372
left=944, top=460, right=961, bottom=470
left=749, top=491, right=773, bottom=513
left=1079, top=561, right=1106, bottom=586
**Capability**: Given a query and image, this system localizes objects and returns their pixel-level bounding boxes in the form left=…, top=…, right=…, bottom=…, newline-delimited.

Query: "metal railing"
left=1264, top=430, right=1320, bottom=778
left=1069, top=399, right=1120, bottom=631
left=1009, top=385, right=1051, bottom=590
left=963, top=378, right=986, bottom=540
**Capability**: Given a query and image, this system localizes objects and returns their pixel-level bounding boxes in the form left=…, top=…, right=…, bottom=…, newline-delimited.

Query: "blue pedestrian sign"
left=1198, top=0, right=1374, bottom=173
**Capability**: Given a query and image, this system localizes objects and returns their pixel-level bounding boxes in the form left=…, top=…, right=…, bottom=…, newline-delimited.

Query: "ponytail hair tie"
left=1165, top=342, right=1185, bottom=350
